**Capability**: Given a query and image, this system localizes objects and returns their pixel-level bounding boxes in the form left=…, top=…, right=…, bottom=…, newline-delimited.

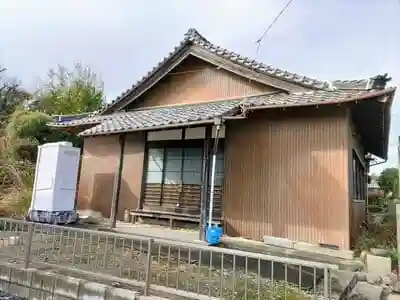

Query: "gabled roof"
left=100, top=28, right=331, bottom=114
left=47, top=28, right=395, bottom=158
left=78, top=87, right=395, bottom=137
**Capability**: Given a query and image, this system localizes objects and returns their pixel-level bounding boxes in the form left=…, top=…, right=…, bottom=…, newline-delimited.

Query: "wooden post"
left=199, top=126, right=211, bottom=241
left=109, top=134, right=126, bottom=229
left=74, top=146, right=84, bottom=209
left=138, top=132, right=148, bottom=212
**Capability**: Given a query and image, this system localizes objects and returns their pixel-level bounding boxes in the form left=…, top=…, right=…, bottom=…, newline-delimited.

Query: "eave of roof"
left=241, top=87, right=396, bottom=110
left=49, top=112, right=125, bottom=128
left=78, top=87, right=395, bottom=138
left=79, top=99, right=243, bottom=137
left=52, top=112, right=92, bottom=123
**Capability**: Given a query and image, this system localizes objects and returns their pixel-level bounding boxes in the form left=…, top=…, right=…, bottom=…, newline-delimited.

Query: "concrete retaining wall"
left=0, top=263, right=146, bottom=299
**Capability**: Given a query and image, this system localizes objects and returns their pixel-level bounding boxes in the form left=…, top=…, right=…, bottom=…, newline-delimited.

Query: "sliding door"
left=142, top=128, right=225, bottom=218
left=143, top=143, right=204, bottom=215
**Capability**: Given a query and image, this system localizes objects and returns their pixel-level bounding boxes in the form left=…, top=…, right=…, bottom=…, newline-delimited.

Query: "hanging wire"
left=254, top=0, right=294, bottom=59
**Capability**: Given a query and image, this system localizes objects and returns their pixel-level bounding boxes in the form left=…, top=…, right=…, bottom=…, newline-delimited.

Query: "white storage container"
left=28, top=141, right=80, bottom=224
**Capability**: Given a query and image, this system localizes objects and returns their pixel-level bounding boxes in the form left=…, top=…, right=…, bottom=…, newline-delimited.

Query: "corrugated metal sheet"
left=223, top=107, right=350, bottom=249
left=77, top=133, right=145, bottom=220
left=131, top=56, right=275, bottom=108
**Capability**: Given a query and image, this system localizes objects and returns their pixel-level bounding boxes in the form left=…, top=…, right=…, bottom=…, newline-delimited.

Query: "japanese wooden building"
left=52, top=28, right=396, bottom=249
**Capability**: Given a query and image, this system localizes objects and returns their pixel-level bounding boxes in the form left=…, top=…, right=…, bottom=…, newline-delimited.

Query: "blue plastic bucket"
left=205, top=224, right=223, bottom=246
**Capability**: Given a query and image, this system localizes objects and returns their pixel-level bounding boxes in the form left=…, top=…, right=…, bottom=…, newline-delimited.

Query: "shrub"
left=6, top=109, right=52, bottom=142
left=354, top=216, right=396, bottom=255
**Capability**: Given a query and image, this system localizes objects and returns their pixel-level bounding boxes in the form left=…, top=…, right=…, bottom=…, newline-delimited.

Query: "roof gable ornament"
left=366, top=73, right=392, bottom=90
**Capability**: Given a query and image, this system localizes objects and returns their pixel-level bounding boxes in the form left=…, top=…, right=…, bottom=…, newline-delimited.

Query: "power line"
left=255, top=0, right=294, bottom=58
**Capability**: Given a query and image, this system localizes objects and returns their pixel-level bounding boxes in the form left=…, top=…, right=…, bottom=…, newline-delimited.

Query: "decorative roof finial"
left=367, top=73, right=392, bottom=90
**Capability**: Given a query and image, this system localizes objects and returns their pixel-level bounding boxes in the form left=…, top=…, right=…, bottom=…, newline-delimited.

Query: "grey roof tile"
left=241, top=89, right=365, bottom=108
left=79, top=99, right=242, bottom=136
left=331, top=74, right=392, bottom=90
left=51, top=112, right=92, bottom=123
left=50, top=112, right=125, bottom=128
left=79, top=88, right=395, bottom=137
left=331, top=79, right=370, bottom=90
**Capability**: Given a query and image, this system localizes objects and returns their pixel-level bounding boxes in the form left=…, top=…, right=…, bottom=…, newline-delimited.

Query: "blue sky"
left=0, top=0, right=399, bottom=173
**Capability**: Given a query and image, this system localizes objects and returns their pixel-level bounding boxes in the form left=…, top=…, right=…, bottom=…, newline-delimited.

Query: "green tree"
left=0, top=62, right=103, bottom=216
left=378, top=167, right=399, bottom=197
left=8, top=63, right=104, bottom=157
left=31, top=63, right=104, bottom=115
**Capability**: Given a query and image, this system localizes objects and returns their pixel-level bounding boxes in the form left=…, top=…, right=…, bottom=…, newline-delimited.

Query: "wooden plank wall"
left=223, top=107, right=351, bottom=249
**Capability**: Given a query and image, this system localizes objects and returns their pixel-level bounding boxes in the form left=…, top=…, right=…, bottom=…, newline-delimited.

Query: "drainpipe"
left=208, top=117, right=223, bottom=229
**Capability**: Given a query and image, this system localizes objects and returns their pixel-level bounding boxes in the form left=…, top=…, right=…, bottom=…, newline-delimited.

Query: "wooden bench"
left=130, top=209, right=222, bottom=228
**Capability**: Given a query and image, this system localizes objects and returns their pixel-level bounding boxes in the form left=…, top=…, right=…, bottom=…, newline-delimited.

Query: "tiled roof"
left=52, top=112, right=92, bottom=123
left=183, top=29, right=329, bottom=89
left=331, top=74, right=392, bottom=91
left=79, top=88, right=395, bottom=137
left=240, top=89, right=389, bottom=109
left=101, top=28, right=330, bottom=113
left=79, top=99, right=242, bottom=136
left=331, top=79, right=370, bottom=90
left=50, top=112, right=124, bottom=128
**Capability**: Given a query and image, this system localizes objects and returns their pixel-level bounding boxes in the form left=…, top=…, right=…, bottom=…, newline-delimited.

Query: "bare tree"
left=0, top=67, right=29, bottom=122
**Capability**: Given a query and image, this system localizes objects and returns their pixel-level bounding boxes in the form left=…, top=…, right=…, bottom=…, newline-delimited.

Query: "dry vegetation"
left=0, top=135, right=35, bottom=217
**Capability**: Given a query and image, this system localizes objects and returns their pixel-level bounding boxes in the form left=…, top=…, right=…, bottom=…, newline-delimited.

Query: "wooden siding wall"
left=349, top=121, right=367, bottom=248
left=130, top=56, right=276, bottom=109
left=223, top=107, right=351, bottom=249
left=77, top=133, right=145, bottom=220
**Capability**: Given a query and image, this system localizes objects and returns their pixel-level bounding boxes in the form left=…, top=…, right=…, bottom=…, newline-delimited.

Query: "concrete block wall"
left=0, top=263, right=161, bottom=300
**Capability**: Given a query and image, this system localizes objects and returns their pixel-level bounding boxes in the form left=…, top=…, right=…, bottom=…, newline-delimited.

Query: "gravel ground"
left=0, top=291, right=26, bottom=300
